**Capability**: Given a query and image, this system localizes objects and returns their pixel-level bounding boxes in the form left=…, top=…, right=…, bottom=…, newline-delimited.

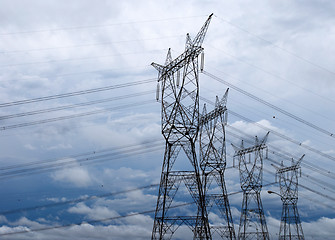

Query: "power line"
left=0, top=138, right=160, bottom=171
left=208, top=103, right=335, bottom=228
left=0, top=184, right=278, bottom=237
left=226, top=128, right=335, bottom=194
left=0, top=65, right=149, bottom=85
left=214, top=14, right=335, bottom=76
left=200, top=95, right=335, bottom=175
left=226, top=128, right=335, bottom=211
left=207, top=66, right=335, bottom=131
left=0, top=145, right=162, bottom=181
left=263, top=168, right=335, bottom=203
left=263, top=158, right=335, bottom=201
left=228, top=109, right=335, bottom=163
left=0, top=184, right=159, bottom=216
left=263, top=178, right=335, bottom=212
left=0, top=140, right=163, bottom=180
left=0, top=15, right=207, bottom=36
left=0, top=99, right=155, bottom=131
left=0, top=146, right=271, bottom=216
left=0, top=49, right=164, bottom=68
left=224, top=119, right=335, bottom=210
left=226, top=123, right=335, bottom=183
left=0, top=78, right=156, bottom=107
left=265, top=154, right=335, bottom=192
left=204, top=97, right=335, bottom=184
left=0, top=90, right=154, bottom=120
left=0, top=35, right=183, bottom=54
left=203, top=71, right=335, bottom=139
left=267, top=157, right=335, bottom=195
left=200, top=76, right=335, bottom=153
left=299, top=182, right=335, bottom=202
left=299, top=192, right=335, bottom=212
left=207, top=47, right=335, bottom=105
left=269, top=148, right=335, bottom=180
left=0, top=202, right=194, bottom=237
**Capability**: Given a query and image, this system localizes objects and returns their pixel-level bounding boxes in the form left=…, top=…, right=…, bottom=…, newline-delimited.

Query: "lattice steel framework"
left=232, top=133, right=270, bottom=240
left=199, top=90, right=236, bottom=239
left=274, top=155, right=305, bottom=240
left=151, top=14, right=213, bottom=239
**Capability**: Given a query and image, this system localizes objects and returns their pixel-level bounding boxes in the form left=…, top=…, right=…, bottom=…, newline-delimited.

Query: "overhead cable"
left=0, top=15, right=207, bottom=36
left=0, top=202, right=194, bottom=237
left=0, top=90, right=154, bottom=120
left=226, top=124, right=335, bottom=180
left=203, top=71, right=335, bottom=139
left=0, top=184, right=159, bottom=216
left=0, top=100, right=155, bottom=131
left=1, top=35, right=183, bottom=54
left=0, top=78, right=156, bottom=107
left=0, top=183, right=278, bottom=237
left=0, top=140, right=163, bottom=180
left=0, top=138, right=161, bottom=172
left=214, top=14, right=335, bottom=76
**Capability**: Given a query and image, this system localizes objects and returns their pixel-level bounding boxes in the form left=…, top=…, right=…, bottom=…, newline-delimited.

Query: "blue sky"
left=0, top=0, right=334, bottom=239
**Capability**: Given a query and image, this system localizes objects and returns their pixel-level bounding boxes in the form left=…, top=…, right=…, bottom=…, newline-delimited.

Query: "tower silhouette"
left=199, top=90, right=236, bottom=239
left=151, top=14, right=213, bottom=239
left=274, top=155, right=305, bottom=240
left=232, top=133, right=270, bottom=240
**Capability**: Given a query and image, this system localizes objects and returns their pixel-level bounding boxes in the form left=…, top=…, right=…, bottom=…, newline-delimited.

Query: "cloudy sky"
left=0, top=0, right=334, bottom=239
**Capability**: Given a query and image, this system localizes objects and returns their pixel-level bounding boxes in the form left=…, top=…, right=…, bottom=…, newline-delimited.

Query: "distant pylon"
left=199, top=89, right=236, bottom=239
left=273, top=155, right=305, bottom=240
left=151, top=14, right=213, bottom=239
left=232, top=133, right=270, bottom=240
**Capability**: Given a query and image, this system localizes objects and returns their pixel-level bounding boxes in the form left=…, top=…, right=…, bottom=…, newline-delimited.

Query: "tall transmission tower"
left=151, top=14, right=213, bottom=239
left=199, top=90, right=236, bottom=239
left=232, top=133, right=270, bottom=240
left=273, top=155, right=305, bottom=240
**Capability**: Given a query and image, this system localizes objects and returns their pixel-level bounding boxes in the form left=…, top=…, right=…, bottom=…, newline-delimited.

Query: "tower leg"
left=279, top=203, right=304, bottom=240
left=152, top=143, right=181, bottom=239
left=238, top=191, right=269, bottom=240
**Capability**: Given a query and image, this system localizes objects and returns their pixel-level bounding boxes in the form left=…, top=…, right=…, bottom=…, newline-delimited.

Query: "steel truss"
left=232, top=133, right=270, bottom=240
left=200, top=90, right=236, bottom=239
left=274, top=156, right=305, bottom=240
left=151, top=14, right=213, bottom=239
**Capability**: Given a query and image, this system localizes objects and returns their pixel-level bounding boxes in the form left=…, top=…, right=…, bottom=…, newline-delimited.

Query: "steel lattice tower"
left=199, top=90, right=236, bottom=239
left=274, top=155, right=305, bottom=240
left=232, top=134, right=270, bottom=240
left=151, top=14, right=213, bottom=239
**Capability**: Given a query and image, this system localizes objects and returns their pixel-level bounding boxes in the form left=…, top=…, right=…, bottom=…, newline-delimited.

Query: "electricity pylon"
left=199, top=90, right=236, bottom=239
left=232, top=133, right=270, bottom=240
left=273, top=155, right=305, bottom=240
left=151, top=14, right=213, bottom=239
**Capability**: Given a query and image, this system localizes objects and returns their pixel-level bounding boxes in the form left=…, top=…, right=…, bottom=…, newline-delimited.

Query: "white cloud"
left=1, top=215, right=335, bottom=240
left=303, top=217, right=335, bottom=239
left=82, top=113, right=161, bottom=149
left=0, top=215, right=8, bottom=224
left=51, top=160, right=94, bottom=187
left=24, top=143, right=36, bottom=150
left=46, top=197, right=67, bottom=203
left=0, top=1, right=333, bottom=239
left=68, top=202, right=119, bottom=221
left=98, top=167, right=160, bottom=192
left=229, top=119, right=285, bottom=140
left=0, top=225, right=30, bottom=238
left=10, top=217, right=45, bottom=229
left=47, top=143, right=72, bottom=151
left=0, top=220, right=153, bottom=240
left=264, top=216, right=335, bottom=240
